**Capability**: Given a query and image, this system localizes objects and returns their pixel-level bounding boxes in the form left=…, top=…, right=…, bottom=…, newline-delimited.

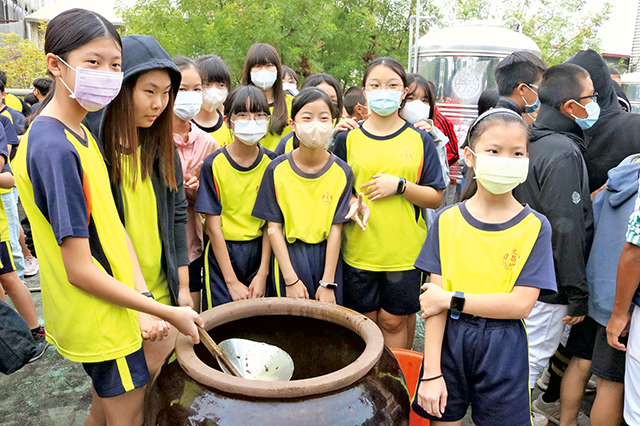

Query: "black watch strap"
left=141, top=291, right=155, bottom=300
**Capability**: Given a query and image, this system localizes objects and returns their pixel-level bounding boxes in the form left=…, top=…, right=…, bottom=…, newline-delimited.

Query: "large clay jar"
left=145, top=298, right=410, bottom=425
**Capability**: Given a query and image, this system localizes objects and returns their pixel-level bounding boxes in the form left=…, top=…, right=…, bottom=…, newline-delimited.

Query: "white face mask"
left=283, top=82, right=299, bottom=96
left=173, top=91, right=203, bottom=121
left=56, top=55, right=123, bottom=112
left=469, top=148, right=529, bottom=195
left=232, top=119, right=268, bottom=146
left=251, top=69, right=278, bottom=90
left=295, top=120, right=333, bottom=149
left=400, top=100, right=431, bottom=124
left=202, top=87, right=227, bottom=113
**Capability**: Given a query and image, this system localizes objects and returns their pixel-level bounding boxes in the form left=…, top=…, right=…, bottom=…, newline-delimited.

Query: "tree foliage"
left=116, top=0, right=440, bottom=87
left=0, top=32, right=47, bottom=89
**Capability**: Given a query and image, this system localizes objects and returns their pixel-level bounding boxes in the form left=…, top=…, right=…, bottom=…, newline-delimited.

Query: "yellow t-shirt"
left=120, top=150, right=171, bottom=305
left=4, top=94, right=23, bottom=113
left=13, top=116, right=141, bottom=362
left=192, top=112, right=233, bottom=147
left=414, top=203, right=557, bottom=295
left=333, top=122, right=446, bottom=271
left=194, top=145, right=276, bottom=241
left=252, top=152, right=353, bottom=244
left=259, top=94, right=293, bottom=151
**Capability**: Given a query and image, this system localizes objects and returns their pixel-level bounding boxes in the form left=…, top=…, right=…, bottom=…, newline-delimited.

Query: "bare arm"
left=607, top=242, right=640, bottom=350
left=0, top=171, right=15, bottom=189
left=316, top=223, right=342, bottom=304
left=248, top=229, right=271, bottom=298
left=420, top=282, right=540, bottom=320
left=59, top=236, right=202, bottom=342
left=267, top=221, right=309, bottom=299
left=204, top=214, right=248, bottom=300
left=417, top=273, right=448, bottom=417
left=403, top=183, right=443, bottom=209
left=361, top=174, right=442, bottom=209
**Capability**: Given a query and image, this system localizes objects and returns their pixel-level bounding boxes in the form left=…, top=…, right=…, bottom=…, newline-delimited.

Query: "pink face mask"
left=56, top=55, right=123, bottom=112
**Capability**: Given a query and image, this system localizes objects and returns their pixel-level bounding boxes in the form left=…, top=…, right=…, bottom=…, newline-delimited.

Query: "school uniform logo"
left=322, top=192, right=333, bottom=206
left=502, top=248, right=520, bottom=271
left=400, top=150, right=414, bottom=162
left=256, top=185, right=260, bottom=193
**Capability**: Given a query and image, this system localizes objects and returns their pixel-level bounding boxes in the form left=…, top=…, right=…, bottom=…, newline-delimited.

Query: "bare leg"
left=101, top=386, right=145, bottom=426
left=559, top=356, right=591, bottom=426
left=406, top=313, right=417, bottom=350
left=0, top=271, right=38, bottom=329
left=431, top=420, right=463, bottom=426
left=18, top=225, right=32, bottom=258
left=378, top=309, right=408, bottom=349
left=363, top=310, right=377, bottom=323
left=142, top=327, right=178, bottom=380
left=590, top=377, right=624, bottom=426
left=0, top=283, right=5, bottom=302
left=83, top=387, right=106, bottom=426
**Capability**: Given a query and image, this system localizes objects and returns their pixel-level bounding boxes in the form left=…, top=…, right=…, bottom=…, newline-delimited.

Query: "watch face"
left=450, top=296, right=465, bottom=312
left=327, top=283, right=338, bottom=290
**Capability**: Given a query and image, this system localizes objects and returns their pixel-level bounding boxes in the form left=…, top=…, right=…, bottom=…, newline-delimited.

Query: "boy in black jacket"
left=512, top=64, right=595, bottom=404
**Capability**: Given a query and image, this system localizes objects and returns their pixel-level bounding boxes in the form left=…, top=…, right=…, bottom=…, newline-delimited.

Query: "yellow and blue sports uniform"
left=252, top=151, right=353, bottom=303
left=120, top=150, right=171, bottom=306
left=333, top=122, right=446, bottom=315
left=0, top=126, right=17, bottom=275
left=192, top=112, right=233, bottom=147
left=194, top=145, right=277, bottom=308
left=13, top=116, right=148, bottom=398
left=412, top=202, right=556, bottom=425
left=0, top=104, right=24, bottom=136
left=259, top=94, right=293, bottom=152
left=4, top=93, right=25, bottom=115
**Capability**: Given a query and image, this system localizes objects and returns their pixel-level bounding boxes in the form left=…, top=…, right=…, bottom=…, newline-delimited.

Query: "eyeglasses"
left=231, top=112, right=270, bottom=124
left=575, top=92, right=598, bottom=103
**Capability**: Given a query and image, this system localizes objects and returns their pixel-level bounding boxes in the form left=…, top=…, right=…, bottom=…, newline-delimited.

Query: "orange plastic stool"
left=392, top=348, right=430, bottom=426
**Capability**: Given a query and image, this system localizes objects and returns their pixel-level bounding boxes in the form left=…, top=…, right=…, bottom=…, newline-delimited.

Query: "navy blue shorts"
left=342, top=263, right=421, bottom=315
left=188, top=254, right=205, bottom=292
left=0, top=241, right=15, bottom=275
left=270, top=240, right=343, bottom=305
left=412, top=314, right=531, bottom=426
left=202, top=238, right=264, bottom=309
left=82, top=346, right=149, bottom=398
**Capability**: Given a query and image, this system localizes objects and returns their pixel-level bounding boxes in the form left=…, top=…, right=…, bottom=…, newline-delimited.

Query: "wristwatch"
left=141, top=291, right=155, bottom=300
left=319, top=280, right=338, bottom=290
left=450, top=291, right=465, bottom=319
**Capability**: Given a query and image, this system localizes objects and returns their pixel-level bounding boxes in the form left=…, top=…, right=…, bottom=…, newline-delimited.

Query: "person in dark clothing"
left=512, top=64, right=595, bottom=402
left=566, top=49, right=640, bottom=192
left=495, top=51, right=548, bottom=124
left=609, top=66, right=631, bottom=112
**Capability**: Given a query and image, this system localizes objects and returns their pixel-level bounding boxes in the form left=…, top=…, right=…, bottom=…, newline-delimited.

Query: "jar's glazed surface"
left=145, top=298, right=410, bottom=425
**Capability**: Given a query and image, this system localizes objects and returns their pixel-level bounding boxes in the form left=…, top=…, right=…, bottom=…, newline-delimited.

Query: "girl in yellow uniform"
left=241, top=43, right=293, bottom=151
left=253, top=88, right=361, bottom=303
left=96, top=35, right=195, bottom=379
left=13, top=9, right=201, bottom=426
left=192, top=54, right=234, bottom=147
left=195, top=86, right=275, bottom=308
left=333, top=57, right=445, bottom=349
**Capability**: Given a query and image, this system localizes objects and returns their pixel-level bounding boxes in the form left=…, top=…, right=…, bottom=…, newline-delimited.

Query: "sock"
left=542, top=343, right=571, bottom=403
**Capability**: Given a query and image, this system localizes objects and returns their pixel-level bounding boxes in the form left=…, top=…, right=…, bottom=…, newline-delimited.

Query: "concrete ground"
left=0, top=284, right=597, bottom=426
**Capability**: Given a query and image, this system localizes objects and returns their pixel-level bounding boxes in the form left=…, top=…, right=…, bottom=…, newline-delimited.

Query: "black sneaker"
left=28, top=326, right=49, bottom=363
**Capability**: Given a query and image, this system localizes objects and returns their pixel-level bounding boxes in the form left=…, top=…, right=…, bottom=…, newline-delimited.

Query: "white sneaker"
left=24, top=256, right=39, bottom=277
left=536, top=368, right=551, bottom=391
left=532, top=394, right=591, bottom=426
left=531, top=411, right=549, bottom=426
left=585, top=374, right=597, bottom=394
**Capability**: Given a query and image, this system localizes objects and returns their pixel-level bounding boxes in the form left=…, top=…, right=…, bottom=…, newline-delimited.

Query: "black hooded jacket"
left=513, top=104, right=593, bottom=316
left=566, top=49, right=640, bottom=192
left=84, top=35, right=188, bottom=306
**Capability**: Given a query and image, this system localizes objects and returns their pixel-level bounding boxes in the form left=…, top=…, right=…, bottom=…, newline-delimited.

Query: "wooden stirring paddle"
left=196, top=325, right=242, bottom=377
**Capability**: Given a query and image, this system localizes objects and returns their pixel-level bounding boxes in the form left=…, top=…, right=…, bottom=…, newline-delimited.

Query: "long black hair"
left=301, top=73, right=344, bottom=119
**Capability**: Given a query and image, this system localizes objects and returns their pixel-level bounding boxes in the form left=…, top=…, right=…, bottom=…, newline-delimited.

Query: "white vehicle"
left=622, top=71, right=640, bottom=114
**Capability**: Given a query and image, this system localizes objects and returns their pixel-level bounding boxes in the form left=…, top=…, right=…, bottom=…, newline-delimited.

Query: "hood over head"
left=565, top=49, right=619, bottom=113
left=604, top=154, right=640, bottom=208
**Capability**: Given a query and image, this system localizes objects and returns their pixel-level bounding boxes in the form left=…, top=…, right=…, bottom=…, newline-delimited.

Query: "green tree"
left=117, top=0, right=440, bottom=87
left=0, top=33, right=47, bottom=89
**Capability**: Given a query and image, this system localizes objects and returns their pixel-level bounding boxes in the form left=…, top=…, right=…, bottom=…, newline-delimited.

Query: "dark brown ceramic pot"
left=145, top=298, right=410, bottom=425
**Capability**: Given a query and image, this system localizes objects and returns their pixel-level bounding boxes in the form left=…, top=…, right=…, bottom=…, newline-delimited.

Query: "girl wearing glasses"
left=333, top=57, right=446, bottom=349
left=195, top=86, right=276, bottom=309
left=241, top=43, right=293, bottom=151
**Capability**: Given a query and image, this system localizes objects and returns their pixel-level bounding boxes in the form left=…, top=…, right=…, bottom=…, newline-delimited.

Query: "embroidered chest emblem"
left=503, top=248, right=521, bottom=271
left=322, top=191, right=333, bottom=206
left=400, top=150, right=413, bottom=162
left=572, top=191, right=581, bottom=204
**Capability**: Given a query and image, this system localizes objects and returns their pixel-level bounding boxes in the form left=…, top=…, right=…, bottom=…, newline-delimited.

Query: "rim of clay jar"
left=175, top=298, right=385, bottom=399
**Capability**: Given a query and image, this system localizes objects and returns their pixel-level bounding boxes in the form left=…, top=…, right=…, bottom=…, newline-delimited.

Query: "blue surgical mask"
left=571, top=100, right=600, bottom=130
left=522, top=84, right=539, bottom=114
left=366, top=89, right=402, bottom=117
